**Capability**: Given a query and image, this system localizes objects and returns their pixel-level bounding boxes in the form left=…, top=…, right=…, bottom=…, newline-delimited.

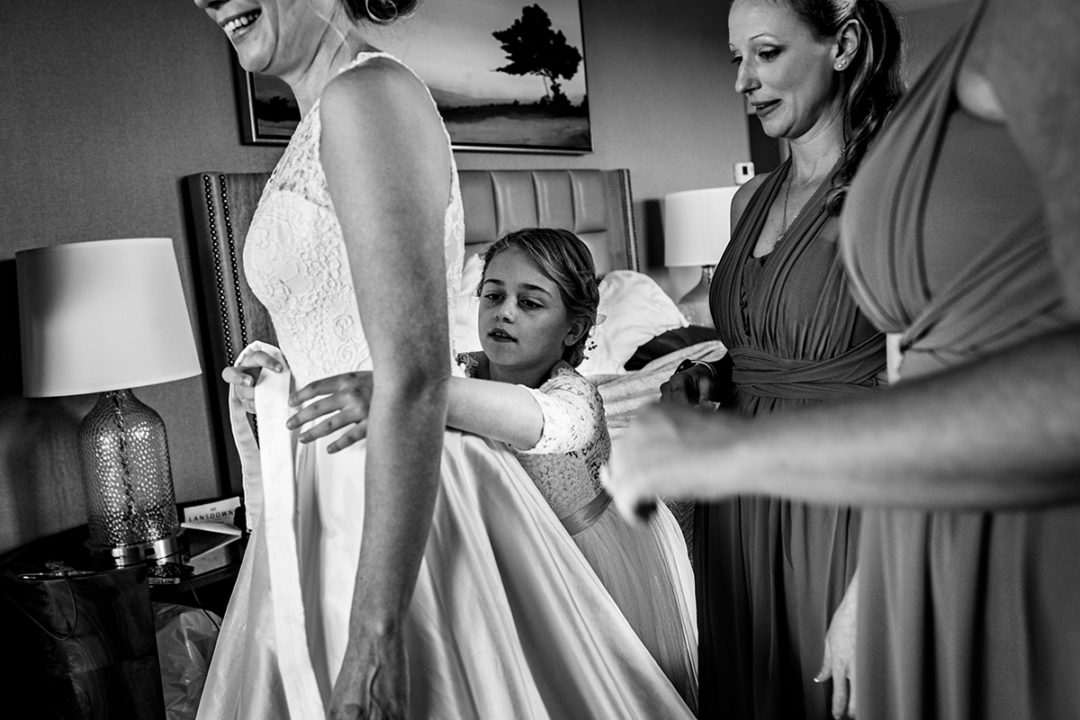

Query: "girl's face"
left=193, top=0, right=332, bottom=77
left=728, top=0, right=842, bottom=141
left=478, top=248, right=585, bottom=386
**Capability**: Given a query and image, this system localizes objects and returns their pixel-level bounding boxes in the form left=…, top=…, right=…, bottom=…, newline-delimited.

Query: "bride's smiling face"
left=193, top=0, right=337, bottom=76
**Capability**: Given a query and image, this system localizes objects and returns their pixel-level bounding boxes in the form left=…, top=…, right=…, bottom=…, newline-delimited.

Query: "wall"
left=0, top=0, right=744, bottom=552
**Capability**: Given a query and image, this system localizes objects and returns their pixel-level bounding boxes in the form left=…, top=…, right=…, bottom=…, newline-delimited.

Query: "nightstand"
left=0, top=525, right=242, bottom=719
left=150, top=547, right=241, bottom=617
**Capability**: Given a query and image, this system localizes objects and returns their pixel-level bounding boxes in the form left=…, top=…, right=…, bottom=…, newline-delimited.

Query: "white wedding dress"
left=195, top=52, right=695, bottom=720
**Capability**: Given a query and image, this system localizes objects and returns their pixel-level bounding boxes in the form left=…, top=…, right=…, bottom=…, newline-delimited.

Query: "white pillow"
left=577, top=270, right=688, bottom=376
left=453, top=252, right=484, bottom=353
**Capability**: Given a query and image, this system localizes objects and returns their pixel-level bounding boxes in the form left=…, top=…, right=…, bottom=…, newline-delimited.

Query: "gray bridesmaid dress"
left=697, top=158, right=886, bottom=719
left=839, top=1, right=1080, bottom=717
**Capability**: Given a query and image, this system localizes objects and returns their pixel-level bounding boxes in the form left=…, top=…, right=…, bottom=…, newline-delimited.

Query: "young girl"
left=292, top=227, right=698, bottom=708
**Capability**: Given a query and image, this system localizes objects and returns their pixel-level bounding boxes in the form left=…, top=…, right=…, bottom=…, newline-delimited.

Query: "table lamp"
left=663, top=186, right=739, bottom=325
left=16, top=238, right=202, bottom=567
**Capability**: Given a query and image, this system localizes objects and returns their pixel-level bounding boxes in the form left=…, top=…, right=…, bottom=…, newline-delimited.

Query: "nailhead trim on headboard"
left=202, top=174, right=232, bottom=365
left=203, top=173, right=261, bottom=443
left=201, top=173, right=256, bottom=366
left=219, top=175, right=250, bottom=359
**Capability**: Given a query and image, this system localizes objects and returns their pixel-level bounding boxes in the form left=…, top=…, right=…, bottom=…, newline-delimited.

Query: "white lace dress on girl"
left=461, top=353, right=699, bottom=711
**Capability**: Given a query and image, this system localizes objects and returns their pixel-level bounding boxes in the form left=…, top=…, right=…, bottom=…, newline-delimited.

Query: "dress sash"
left=230, top=342, right=326, bottom=718
left=559, top=491, right=613, bottom=536
left=728, top=334, right=883, bottom=401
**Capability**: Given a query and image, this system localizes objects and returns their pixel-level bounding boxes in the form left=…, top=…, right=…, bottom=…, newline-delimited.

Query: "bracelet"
left=675, top=359, right=716, bottom=378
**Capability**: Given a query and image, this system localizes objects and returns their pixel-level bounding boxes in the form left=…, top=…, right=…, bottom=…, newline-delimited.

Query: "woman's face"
left=728, top=0, right=842, bottom=141
left=193, top=0, right=333, bottom=77
left=478, top=248, right=582, bottom=384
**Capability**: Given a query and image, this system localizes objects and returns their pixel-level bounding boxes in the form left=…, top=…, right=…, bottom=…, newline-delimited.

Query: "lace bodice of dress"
left=460, top=354, right=610, bottom=520
left=244, top=52, right=465, bottom=386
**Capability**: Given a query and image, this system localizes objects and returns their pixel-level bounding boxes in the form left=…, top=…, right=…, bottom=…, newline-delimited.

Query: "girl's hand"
left=287, top=371, right=374, bottom=452
left=328, top=628, right=407, bottom=720
left=221, top=350, right=285, bottom=414
left=816, top=572, right=859, bottom=718
left=660, top=363, right=716, bottom=407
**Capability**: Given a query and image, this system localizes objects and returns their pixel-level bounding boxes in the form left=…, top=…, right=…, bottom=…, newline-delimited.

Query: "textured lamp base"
left=676, top=266, right=715, bottom=327
left=79, top=388, right=180, bottom=567
left=101, top=534, right=182, bottom=567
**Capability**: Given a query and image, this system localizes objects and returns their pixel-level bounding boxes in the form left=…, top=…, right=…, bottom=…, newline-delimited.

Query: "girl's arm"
left=288, top=371, right=591, bottom=454
left=319, top=57, right=452, bottom=713
left=446, top=371, right=596, bottom=452
left=445, top=377, right=544, bottom=449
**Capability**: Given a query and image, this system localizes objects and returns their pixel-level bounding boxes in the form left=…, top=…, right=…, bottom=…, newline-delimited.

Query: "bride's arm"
left=319, top=57, right=453, bottom=712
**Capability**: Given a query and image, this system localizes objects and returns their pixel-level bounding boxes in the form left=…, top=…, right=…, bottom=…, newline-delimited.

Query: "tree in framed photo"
left=493, top=4, right=583, bottom=109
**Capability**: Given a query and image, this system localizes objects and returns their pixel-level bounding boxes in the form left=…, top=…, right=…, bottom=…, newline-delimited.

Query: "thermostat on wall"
left=734, top=162, right=755, bottom=185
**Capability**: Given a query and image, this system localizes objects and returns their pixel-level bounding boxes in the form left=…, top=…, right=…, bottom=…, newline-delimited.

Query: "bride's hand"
left=221, top=350, right=284, bottom=414
left=328, top=628, right=407, bottom=720
left=287, top=371, right=374, bottom=452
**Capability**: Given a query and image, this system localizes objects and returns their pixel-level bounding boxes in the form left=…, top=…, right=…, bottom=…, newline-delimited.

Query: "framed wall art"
left=233, top=62, right=300, bottom=145
left=233, top=1, right=591, bottom=153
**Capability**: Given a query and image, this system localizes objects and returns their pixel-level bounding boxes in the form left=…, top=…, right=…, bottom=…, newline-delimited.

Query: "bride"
left=191, top=0, right=695, bottom=718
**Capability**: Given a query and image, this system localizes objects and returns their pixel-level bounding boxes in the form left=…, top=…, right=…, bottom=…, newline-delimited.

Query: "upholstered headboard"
left=182, top=168, right=636, bottom=495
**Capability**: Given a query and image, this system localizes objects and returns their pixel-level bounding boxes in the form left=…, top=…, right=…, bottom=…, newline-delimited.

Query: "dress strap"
left=710, top=159, right=787, bottom=339
left=837, top=0, right=990, bottom=337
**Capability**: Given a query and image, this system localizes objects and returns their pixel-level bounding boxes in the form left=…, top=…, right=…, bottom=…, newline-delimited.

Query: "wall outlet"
left=734, top=162, right=755, bottom=185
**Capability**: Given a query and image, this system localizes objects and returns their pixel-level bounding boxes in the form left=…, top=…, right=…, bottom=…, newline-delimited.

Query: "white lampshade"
left=663, top=186, right=740, bottom=267
left=17, top=237, right=202, bottom=397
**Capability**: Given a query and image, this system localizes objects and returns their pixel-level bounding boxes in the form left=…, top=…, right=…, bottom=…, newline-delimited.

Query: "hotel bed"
left=182, top=168, right=725, bottom=503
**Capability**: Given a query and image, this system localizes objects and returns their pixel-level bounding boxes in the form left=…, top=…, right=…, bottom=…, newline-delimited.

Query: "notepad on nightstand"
left=180, top=497, right=244, bottom=574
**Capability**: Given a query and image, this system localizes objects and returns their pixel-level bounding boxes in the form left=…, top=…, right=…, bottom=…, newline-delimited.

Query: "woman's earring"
left=836, top=59, right=848, bottom=70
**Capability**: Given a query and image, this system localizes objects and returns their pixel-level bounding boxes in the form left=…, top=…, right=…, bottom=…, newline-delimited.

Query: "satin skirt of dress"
left=573, top=501, right=699, bottom=713
left=196, top=344, right=694, bottom=720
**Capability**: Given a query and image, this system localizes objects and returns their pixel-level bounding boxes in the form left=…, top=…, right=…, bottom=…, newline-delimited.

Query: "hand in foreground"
left=328, top=630, right=407, bottom=720
left=659, top=363, right=716, bottom=407
left=287, top=372, right=374, bottom=452
left=220, top=350, right=285, bottom=414
left=816, top=572, right=859, bottom=718
left=603, top=402, right=712, bottom=522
